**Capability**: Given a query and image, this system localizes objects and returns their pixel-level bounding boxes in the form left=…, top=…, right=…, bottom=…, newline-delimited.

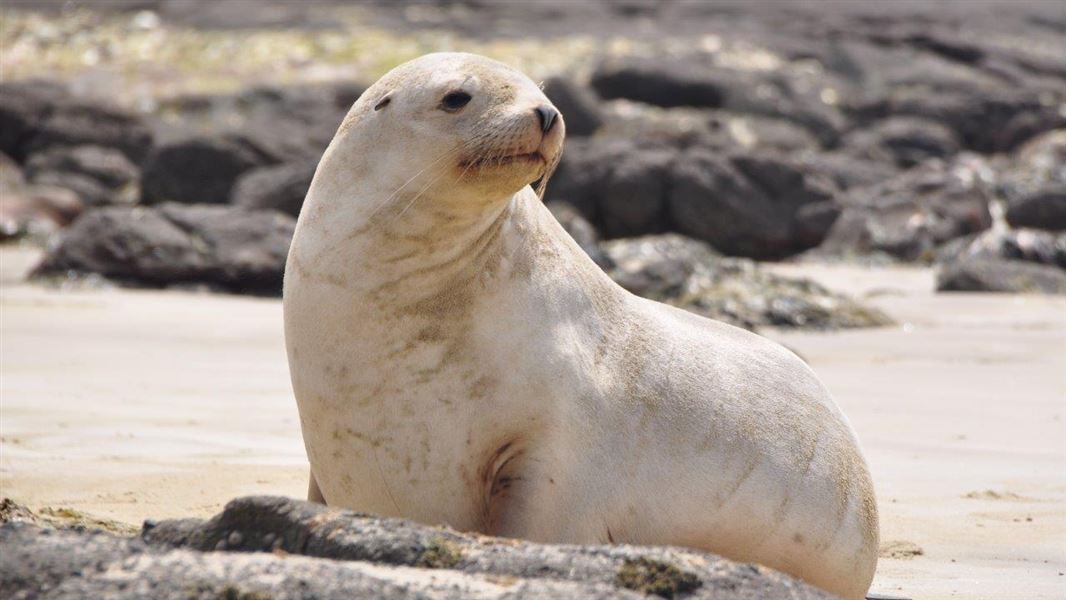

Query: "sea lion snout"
left=534, top=105, right=559, bottom=134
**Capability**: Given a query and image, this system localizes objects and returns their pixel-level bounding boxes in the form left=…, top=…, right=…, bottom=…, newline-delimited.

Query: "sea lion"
left=284, top=52, right=878, bottom=599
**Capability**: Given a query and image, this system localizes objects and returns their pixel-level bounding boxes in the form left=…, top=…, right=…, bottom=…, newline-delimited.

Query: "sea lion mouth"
left=460, top=151, right=545, bottom=169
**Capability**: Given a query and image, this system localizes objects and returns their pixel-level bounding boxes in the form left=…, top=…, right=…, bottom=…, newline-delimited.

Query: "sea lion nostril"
left=534, top=105, right=558, bottom=134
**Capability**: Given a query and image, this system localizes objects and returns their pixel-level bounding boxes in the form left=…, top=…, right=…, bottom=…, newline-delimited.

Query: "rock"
left=140, top=135, right=278, bottom=205
left=0, top=80, right=153, bottom=163
left=709, top=114, right=820, bottom=153
left=937, top=229, right=1066, bottom=269
left=33, top=204, right=295, bottom=294
left=848, top=87, right=1065, bottom=154
left=152, top=81, right=361, bottom=165
left=999, top=130, right=1066, bottom=231
left=543, top=76, right=604, bottom=137
left=1006, top=186, right=1066, bottom=231
left=27, top=101, right=154, bottom=164
left=591, top=57, right=846, bottom=146
left=603, top=234, right=893, bottom=330
left=546, top=137, right=638, bottom=220
left=0, top=81, right=66, bottom=161
left=24, top=145, right=139, bottom=207
left=0, top=150, right=85, bottom=240
left=936, top=258, right=1066, bottom=294
left=139, top=495, right=830, bottom=599
left=231, top=161, right=316, bottom=217
left=546, top=201, right=613, bottom=269
left=817, top=154, right=994, bottom=261
left=797, top=152, right=899, bottom=191
left=0, top=496, right=836, bottom=600
left=598, top=146, right=675, bottom=238
left=591, top=57, right=726, bottom=109
left=668, top=148, right=841, bottom=259
left=550, top=140, right=844, bottom=259
left=0, top=186, right=83, bottom=241
left=841, top=117, right=960, bottom=168
left=604, top=234, right=717, bottom=299
left=0, top=151, right=25, bottom=193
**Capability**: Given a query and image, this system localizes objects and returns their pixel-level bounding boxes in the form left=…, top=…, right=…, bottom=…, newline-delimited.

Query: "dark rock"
left=999, top=130, right=1066, bottom=231
left=841, top=117, right=960, bottom=168
left=0, top=80, right=67, bottom=161
left=546, top=201, right=613, bottom=269
left=543, top=76, right=604, bottom=137
left=0, top=186, right=83, bottom=241
left=936, top=258, right=1066, bottom=294
left=140, top=135, right=278, bottom=205
left=0, top=149, right=84, bottom=240
left=1006, top=186, right=1066, bottom=231
left=232, top=161, right=317, bottom=217
left=848, top=87, right=1065, bottom=153
left=0, top=80, right=153, bottom=163
left=22, top=171, right=116, bottom=209
left=33, top=204, right=295, bottom=294
left=152, top=81, right=361, bottom=165
left=545, top=137, right=636, bottom=220
left=797, top=152, right=899, bottom=190
left=817, top=154, right=994, bottom=261
left=668, top=148, right=841, bottom=259
left=937, top=229, right=1066, bottom=269
left=547, top=138, right=682, bottom=240
left=24, top=145, right=139, bottom=206
left=591, top=57, right=726, bottom=109
left=591, top=57, right=846, bottom=146
left=603, top=234, right=893, bottom=330
left=709, top=114, right=820, bottom=153
left=599, top=146, right=674, bottom=238
left=550, top=139, right=844, bottom=259
left=27, top=101, right=153, bottom=164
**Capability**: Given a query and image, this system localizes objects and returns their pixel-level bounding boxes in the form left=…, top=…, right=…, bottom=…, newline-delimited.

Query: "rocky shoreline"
left=3, top=0, right=1065, bottom=323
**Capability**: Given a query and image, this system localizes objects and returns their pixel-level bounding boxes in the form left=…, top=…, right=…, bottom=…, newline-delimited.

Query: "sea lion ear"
left=374, top=94, right=392, bottom=111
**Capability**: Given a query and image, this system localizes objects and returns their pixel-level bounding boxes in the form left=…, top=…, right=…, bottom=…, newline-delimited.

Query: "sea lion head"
left=329, top=52, right=566, bottom=213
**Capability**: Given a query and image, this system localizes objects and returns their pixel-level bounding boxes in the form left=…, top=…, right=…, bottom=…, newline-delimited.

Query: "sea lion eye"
left=440, top=91, right=472, bottom=112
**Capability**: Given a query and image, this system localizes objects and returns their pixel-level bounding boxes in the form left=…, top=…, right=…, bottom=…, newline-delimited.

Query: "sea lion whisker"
left=369, top=144, right=464, bottom=218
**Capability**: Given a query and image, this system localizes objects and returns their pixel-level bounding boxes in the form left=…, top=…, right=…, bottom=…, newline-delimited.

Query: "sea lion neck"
left=291, top=181, right=537, bottom=307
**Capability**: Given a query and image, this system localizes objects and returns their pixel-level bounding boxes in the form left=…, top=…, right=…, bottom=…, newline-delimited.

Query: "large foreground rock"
left=0, top=498, right=831, bottom=600
left=0, top=496, right=834, bottom=600
left=34, top=204, right=295, bottom=294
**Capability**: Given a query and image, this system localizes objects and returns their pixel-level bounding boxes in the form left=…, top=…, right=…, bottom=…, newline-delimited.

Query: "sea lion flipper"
left=308, top=469, right=325, bottom=504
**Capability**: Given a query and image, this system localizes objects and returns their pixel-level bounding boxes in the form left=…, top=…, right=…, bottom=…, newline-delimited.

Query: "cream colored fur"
left=284, top=52, right=878, bottom=599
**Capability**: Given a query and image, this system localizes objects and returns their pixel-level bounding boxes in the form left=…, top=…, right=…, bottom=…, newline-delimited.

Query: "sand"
left=2, top=245, right=1064, bottom=599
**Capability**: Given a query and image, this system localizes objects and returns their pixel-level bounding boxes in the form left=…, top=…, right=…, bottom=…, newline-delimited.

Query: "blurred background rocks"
left=3, top=0, right=1065, bottom=309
